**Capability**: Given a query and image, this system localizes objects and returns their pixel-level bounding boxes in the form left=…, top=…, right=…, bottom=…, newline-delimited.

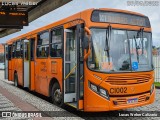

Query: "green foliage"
left=154, top=82, right=160, bottom=87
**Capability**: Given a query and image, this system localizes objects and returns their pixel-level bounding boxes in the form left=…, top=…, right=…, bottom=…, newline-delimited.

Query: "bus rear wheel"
left=51, top=82, right=63, bottom=107
left=14, top=73, right=18, bottom=87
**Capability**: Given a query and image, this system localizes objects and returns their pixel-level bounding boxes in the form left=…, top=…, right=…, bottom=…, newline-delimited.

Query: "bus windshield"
left=88, top=28, right=153, bottom=72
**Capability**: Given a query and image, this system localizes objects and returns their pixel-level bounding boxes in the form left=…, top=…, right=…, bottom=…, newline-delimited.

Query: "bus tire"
left=51, top=82, right=63, bottom=107
left=14, top=73, right=18, bottom=87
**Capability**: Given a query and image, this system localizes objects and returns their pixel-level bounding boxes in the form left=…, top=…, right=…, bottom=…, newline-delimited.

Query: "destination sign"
left=91, top=10, right=150, bottom=27
left=0, top=11, right=28, bottom=28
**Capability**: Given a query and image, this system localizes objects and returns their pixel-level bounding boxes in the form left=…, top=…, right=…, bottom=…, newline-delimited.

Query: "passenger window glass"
left=8, top=45, right=12, bottom=60
left=50, top=28, right=63, bottom=57
left=16, top=41, right=22, bottom=58
left=30, top=39, right=35, bottom=61
left=12, top=43, right=16, bottom=58
left=37, top=31, right=49, bottom=58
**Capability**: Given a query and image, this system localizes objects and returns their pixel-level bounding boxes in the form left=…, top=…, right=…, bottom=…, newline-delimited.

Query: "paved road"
left=0, top=70, right=160, bottom=120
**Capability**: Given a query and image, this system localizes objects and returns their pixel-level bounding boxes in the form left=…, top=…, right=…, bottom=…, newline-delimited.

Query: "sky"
left=0, top=0, right=160, bottom=47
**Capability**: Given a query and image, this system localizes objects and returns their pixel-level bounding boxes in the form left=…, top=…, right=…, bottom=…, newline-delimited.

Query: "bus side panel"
left=34, top=58, right=63, bottom=97
left=47, top=58, right=63, bottom=96
left=16, top=59, right=23, bottom=86
left=84, top=64, right=110, bottom=111
left=11, top=59, right=16, bottom=81
left=30, top=61, right=35, bottom=91
left=35, top=59, right=48, bottom=96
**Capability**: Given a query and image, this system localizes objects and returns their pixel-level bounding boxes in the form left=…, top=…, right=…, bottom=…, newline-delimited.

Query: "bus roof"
left=6, top=8, right=147, bottom=44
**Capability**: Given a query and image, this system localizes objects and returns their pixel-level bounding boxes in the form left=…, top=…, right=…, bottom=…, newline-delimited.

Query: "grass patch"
left=154, top=82, right=160, bottom=87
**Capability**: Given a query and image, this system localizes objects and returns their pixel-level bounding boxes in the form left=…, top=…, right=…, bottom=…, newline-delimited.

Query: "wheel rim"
left=54, top=89, right=62, bottom=104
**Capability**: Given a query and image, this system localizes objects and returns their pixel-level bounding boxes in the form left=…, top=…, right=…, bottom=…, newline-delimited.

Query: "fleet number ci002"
left=110, top=87, right=127, bottom=94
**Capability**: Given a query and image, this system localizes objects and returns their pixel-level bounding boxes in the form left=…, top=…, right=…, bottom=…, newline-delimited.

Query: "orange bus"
left=4, top=8, right=155, bottom=111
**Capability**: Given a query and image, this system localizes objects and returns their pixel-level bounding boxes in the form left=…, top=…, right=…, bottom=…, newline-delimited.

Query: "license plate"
left=127, top=98, right=138, bottom=104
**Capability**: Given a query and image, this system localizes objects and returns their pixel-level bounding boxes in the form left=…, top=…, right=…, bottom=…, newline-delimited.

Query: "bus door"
left=23, top=40, right=30, bottom=87
left=4, top=45, right=8, bottom=79
left=64, top=24, right=84, bottom=110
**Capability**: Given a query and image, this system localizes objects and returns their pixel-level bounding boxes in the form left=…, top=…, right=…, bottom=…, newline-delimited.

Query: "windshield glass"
left=88, top=28, right=152, bottom=72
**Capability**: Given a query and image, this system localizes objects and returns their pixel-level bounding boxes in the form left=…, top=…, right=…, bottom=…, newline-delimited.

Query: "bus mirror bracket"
left=84, top=27, right=91, bottom=61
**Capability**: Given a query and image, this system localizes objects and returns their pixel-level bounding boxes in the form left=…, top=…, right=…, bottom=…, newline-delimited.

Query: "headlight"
left=90, top=83, right=98, bottom=92
left=100, top=88, right=107, bottom=96
left=99, top=87, right=110, bottom=100
left=89, top=81, right=110, bottom=100
left=150, top=84, right=154, bottom=95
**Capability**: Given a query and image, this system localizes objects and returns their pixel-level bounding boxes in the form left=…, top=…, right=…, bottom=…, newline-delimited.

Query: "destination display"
left=91, top=10, right=150, bottom=27
left=0, top=11, right=28, bottom=28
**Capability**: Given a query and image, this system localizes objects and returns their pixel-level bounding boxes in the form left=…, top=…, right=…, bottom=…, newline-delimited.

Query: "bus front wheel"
left=51, top=82, right=63, bottom=107
left=14, top=73, right=18, bottom=87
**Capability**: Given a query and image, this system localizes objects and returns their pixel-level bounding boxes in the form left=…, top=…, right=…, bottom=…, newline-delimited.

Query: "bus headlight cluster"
left=90, top=83, right=98, bottom=92
left=89, top=81, right=110, bottom=100
left=150, top=84, right=154, bottom=95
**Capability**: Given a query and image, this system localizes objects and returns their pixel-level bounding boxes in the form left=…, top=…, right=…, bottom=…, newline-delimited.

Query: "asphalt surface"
left=0, top=70, right=160, bottom=120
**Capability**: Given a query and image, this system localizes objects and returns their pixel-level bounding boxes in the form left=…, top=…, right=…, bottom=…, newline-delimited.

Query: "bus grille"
left=114, top=95, right=147, bottom=105
left=106, top=74, right=151, bottom=85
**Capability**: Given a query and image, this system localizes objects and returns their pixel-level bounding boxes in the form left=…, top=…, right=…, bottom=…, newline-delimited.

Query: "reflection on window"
left=37, top=31, right=49, bottom=58
left=8, top=46, right=12, bottom=60
left=15, top=41, right=22, bottom=58
left=88, top=28, right=152, bottom=72
left=30, top=40, right=35, bottom=61
left=38, top=32, right=49, bottom=45
left=12, top=43, right=16, bottom=58
left=50, top=28, right=62, bottom=57
left=37, top=46, right=49, bottom=58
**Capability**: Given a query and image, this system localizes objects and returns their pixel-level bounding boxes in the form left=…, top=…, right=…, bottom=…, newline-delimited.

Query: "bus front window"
left=88, top=28, right=152, bottom=72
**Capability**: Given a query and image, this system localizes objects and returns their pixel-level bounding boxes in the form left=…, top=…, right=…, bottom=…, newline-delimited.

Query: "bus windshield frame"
left=87, top=28, right=153, bottom=73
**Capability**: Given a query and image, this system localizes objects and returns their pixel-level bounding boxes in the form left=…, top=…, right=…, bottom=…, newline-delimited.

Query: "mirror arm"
left=84, top=46, right=91, bottom=60
left=84, top=27, right=91, bottom=61
left=84, top=27, right=91, bottom=35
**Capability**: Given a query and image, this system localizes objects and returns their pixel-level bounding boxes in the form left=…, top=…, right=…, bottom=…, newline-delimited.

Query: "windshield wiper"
left=136, top=28, right=144, bottom=54
left=126, top=31, right=132, bottom=71
left=134, top=35, right=139, bottom=63
left=104, top=25, right=112, bottom=64
left=140, top=28, right=144, bottom=54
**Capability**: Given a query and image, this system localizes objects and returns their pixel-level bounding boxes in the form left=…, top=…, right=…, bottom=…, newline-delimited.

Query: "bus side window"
left=5, top=46, right=8, bottom=60
left=50, top=28, right=63, bottom=57
left=20, top=41, right=23, bottom=58
left=30, top=39, right=35, bottom=61
left=15, top=41, right=22, bottom=58
left=8, top=46, right=12, bottom=60
left=36, top=31, right=49, bottom=58
left=12, top=43, right=16, bottom=58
